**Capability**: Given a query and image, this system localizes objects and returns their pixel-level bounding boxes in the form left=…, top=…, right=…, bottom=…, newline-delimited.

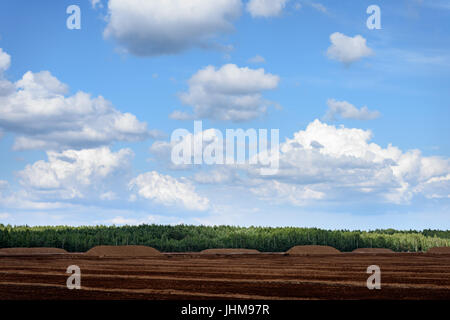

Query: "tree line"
left=0, top=224, right=449, bottom=253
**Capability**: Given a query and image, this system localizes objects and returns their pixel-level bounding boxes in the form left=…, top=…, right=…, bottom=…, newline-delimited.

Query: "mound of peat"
left=286, top=245, right=341, bottom=255
left=85, top=245, right=161, bottom=257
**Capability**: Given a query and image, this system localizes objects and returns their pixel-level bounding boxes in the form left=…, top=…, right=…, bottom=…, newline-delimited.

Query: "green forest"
left=0, top=224, right=449, bottom=253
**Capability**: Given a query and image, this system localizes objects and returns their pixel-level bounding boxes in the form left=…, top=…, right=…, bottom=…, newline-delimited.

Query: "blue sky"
left=0, top=0, right=449, bottom=229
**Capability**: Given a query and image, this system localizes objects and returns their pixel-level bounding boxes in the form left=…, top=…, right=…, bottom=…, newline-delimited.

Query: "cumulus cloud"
left=246, top=0, right=289, bottom=17
left=248, top=55, right=266, bottom=64
left=193, top=167, right=239, bottom=184
left=103, top=0, right=242, bottom=56
left=129, top=171, right=210, bottom=211
left=150, top=118, right=449, bottom=207
left=171, top=64, right=280, bottom=121
left=419, top=174, right=450, bottom=199
left=18, top=147, right=133, bottom=200
left=0, top=186, right=73, bottom=210
left=150, top=127, right=224, bottom=169
left=0, top=48, right=11, bottom=73
left=0, top=50, right=153, bottom=150
left=324, top=99, right=380, bottom=121
left=327, top=32, right=374, bottom=66
left=0, top=48, right=14, bottom=97
left=247, top=120, right=450, bottom=206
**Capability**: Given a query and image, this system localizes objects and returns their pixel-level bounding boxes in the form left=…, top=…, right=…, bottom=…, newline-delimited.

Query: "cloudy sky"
left=0, top=0, right=449, bottom=229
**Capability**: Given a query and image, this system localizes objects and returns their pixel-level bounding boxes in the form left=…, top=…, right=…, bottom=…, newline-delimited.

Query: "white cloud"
left=18, top=147, right=133, bottom=200
left=0, top=51, right=153, bottom=150
left=150, top=127, right=226, bottom=171
left=417, top=173, right=450, bottom=199
left=100, top=191, right=117, bottom=200
left=293, top=2, right=327, bottom=13
left=0, top=48, right=14, bottom=97
left=168, top=110, right=194, bottom=121
left=193, top=167, right=238, bottom=184
left=251, top=181, right=325, bottom=206
left=107, top=216, right=140, bottom=225
left=0, top=48, right=11, bottom=73
left=246, top=0, right=289, bottom=17
left=90, top=0, right=103, bottom=9
left=247, top=120, right=450, bottom=206
left=105, top=214, right=178, bottom=226
left=150, top=118, right=449, bottom=207
left=327, top=32, right=374, bottom=66
left=103, top=0, right=242, bottom=56
left=0, top=190, right=74, bottom=210
left=171, top=64, right=280, bottom=121
left=129, top=171, right=210, bottom=211
left=248, top=55, right=266, bottom=64
left=324, top=99, right=380, bottom=121
left=309, top=2, right=327, bottom=13
left=0, top=79, right=14, bottom=97
left=0, top=180, right=8, bottom=189
left=0, top=213, right=10, bottom=220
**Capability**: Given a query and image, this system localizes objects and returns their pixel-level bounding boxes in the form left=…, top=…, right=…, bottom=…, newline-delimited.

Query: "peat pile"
left=200, top=248, right=260, bottom=254
left=286, top=245, right=341, bottom=255
left=0, top=247, right=68, bottom=255
left=85, top=245, right=161, bottom=257
left=352, top=248, right=395, bottom=253
left=427, top=247, right=450, bottom=254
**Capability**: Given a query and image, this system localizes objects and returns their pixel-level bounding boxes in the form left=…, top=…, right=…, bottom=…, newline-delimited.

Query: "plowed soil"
left=0, top=248, right=68, bottom=255
left=201, top=248, right=260, bottom=254
left=427, top=247, right=450, bottom=254
left=352, top=248, right=395, bottom=253
left=0, top=252, right=449, bottom=300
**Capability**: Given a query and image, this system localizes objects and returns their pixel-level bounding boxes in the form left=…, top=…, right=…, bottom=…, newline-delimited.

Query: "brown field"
left=352, top=248, right=395, bottom=254
left=427, top=247, right=450, bottom=254
left=0, top=247, right=68, bottom=255
left=0, top=250, right=449, bottom=300
left=200, top=248, right=260, bottom=254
